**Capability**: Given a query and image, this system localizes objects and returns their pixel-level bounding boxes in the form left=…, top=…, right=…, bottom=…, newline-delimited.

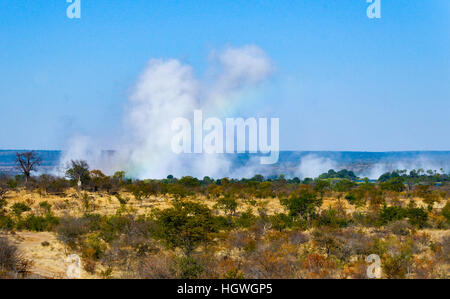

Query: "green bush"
left=379, top=206, right=428, bottom=228
left=213, top=215, right=234, bottom=230
left=270, top=213, right=292, bottom=231
left=379, top=206, right=407, bottom=225
left=0, top=215, right=14, bottom=230
left=333, top=179, right=356, bottom=192
left=406, top=208, right=428, bottom=228
left=235, top=209, right=257, bottom=228
left=20, top=214, right=59, bottom=232
left=153, top=201, right=216, bottom=256
left=11, top=203, right=31, bottom=219
left=380, top=177, right=406, bottom=192
left=214, top=196, right=238, bottom=216
left=174, top=256, right=204, bottom=279
left=442, top=201, right=450, bottom=222
left=0, top=198, right=7, bottom=210
left=345, top=192, right=365, bottom=207
left=316, top=208, right=350, bottom=228
left=280, top=189, right=320, bottom=220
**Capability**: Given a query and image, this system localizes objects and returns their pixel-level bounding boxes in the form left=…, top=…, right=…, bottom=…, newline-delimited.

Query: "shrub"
left=406, top=208, right=428, bottom=228
left=153, top=201, right=216, bottom=256
left=56, top=217, right=92, bottom=249
left=316, top=207, right=350, bottom=228
left=280, top=189, right=320, bottom=220
left=11, top=203, right=31, bottom=219
left=270, top=213, right=292, bottom=231
left=379, top=206, right=407, bottom=225
left=288, top=231, right=309, bottom=245
left=214, top=196, right=238, bottom=216
left=83, top=258, right=97, bottom=274
left=235, top=208, right=257, bottom=228
left=173, top=255, right=204, bottom=279
left=380, top=177, right=406, bottom=192
left=138, top=253, right=174, bottom=279
left=0, top=215, right=14, bottom=230
left=301, top=253, right=336, bottom=279
left=333, top=179, right=356, bottom=193
left=20, top=214, right=59, bottom=232
left=312, top=228, right=352, bottom=262
left=387, top=220, right=413, bottom=236
left=0, top=237, right=18, bottom=272
left=0, top=237, right=33, bottom=276
left=38, top=201, right=52, bottom=214
left=442, top=201, right=450, bottom=223
left=379, top=205, right=428, bottom=228
left=345, top=192, right=365, bottom=207
left=82, top=235, right=106, bottom=260
left=383, top=252, right=412, bottom=279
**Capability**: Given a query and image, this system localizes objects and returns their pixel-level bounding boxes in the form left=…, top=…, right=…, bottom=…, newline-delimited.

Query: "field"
left=0, top=169, right=449, bottom=279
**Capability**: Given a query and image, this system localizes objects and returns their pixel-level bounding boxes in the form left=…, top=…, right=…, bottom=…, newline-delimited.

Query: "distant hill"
left=1, top=150, right=449, bottom=178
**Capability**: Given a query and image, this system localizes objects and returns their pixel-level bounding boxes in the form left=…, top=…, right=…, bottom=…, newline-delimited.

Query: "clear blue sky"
left=0, top=0, right=449, bottom=151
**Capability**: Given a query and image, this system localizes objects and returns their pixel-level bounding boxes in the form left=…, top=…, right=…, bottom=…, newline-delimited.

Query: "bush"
left=383, top=252, right=412, bottom=279
left=83, top=258, right=97, bottom=274
left=379, top=206, right=406, bottom=224
left=387, top=220, right=413, bottom=236
left=214, top=196, right=238, bottom=216
left=379, top=206, right=428, bottom=228
left=235, top=209, right=257, bottom=228
left=442, top=201, right=450, bottom=223
left=312, top=228, right=352, bottom=262
left=0, top=215, right=14, bottom=230
left=333, top=179, right=356, bottom=192
left=406, top=208, right=428, bottom=228
left=270, top=213, right=292, bottom=231
left=20, top=214, right=59, bottom=232
left=0, top=237, right=33, bottom=276
left=138, top=253, right=174, bottom=279
left=280, top=189, right=320, bottom=220
left=173, top=256, right=204, bottom=279
left=345, top=192, right=365, bottom=207
left=316, top=208, right=350, bottom=228
left=56, top=217, right=92, bottom=249
left=0, top=237, right=17, bottom=272
left=288, top=231, right=309, bottom=245
left=11, top=203, right=31, bottom=219
left=152, top=201, right=216, bottom=256
left=380, top=177, right=406, bottom=192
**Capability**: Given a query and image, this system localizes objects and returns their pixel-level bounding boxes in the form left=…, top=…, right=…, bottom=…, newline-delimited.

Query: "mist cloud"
left=58, top=45, right=276, bottom=179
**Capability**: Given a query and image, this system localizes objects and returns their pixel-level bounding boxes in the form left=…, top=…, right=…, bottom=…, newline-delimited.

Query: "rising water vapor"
left=57, top=45, right=276, bottom=179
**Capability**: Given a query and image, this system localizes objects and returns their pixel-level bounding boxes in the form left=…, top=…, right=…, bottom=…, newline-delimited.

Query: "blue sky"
left=0, top=0, right=449, bottom=151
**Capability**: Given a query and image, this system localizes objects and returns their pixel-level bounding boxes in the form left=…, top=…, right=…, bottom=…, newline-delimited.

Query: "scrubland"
left=0, top=169, right=449, bottom=279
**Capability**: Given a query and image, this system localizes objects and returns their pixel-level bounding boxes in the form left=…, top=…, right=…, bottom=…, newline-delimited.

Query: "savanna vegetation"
left=0, top=152, right=448, bottom=279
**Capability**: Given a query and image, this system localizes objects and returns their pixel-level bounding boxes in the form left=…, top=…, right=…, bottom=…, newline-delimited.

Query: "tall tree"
left=65, top=160, right=90, bottom=188
left=15, top=151, right=41, bottom=183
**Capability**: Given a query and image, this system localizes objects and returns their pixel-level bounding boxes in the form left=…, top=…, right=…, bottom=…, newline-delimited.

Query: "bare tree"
left=15, top=151, right=41, bottom=183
